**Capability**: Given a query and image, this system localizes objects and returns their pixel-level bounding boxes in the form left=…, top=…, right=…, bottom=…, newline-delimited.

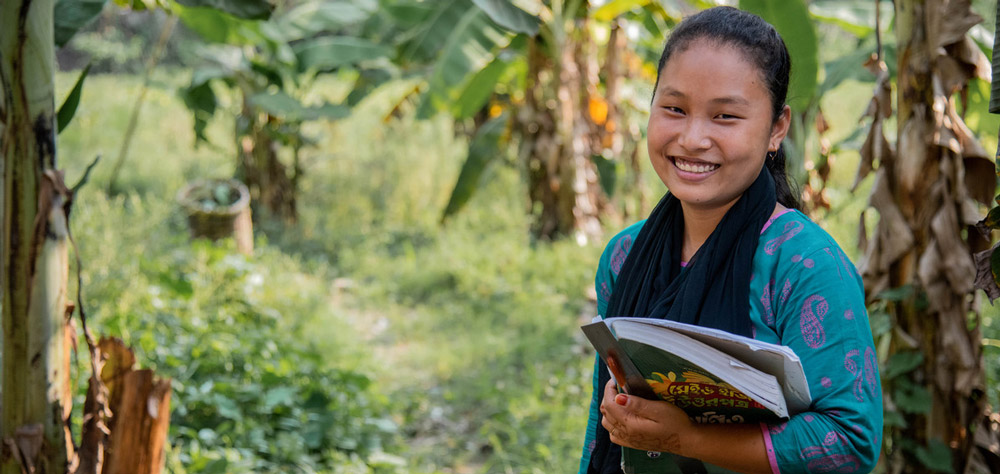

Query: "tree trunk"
left=236, top=91, right=297, bottom=223
left=517, top=4, right=608, bottom=241
left=858, top=0, right=993, bottom=471
left=0, top=0, right=74, bottom=472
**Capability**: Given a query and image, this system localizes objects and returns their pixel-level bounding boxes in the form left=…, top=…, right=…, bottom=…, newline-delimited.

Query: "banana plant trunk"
left=859, top=0, right=993, bottom=471
left=236, top=89, right=297, bottom=223
left=517, top=6, right=606, bottom=241
left=0, top=0, right=74, bottom=472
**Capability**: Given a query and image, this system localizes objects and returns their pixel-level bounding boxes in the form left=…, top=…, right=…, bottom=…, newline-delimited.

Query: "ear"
left=768, top=105, right=792, bottom=151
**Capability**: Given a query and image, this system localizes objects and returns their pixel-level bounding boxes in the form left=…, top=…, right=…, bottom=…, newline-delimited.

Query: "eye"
left=715, top=113, right=742, bottom=121
left=662, top=106, right=685, bottom=115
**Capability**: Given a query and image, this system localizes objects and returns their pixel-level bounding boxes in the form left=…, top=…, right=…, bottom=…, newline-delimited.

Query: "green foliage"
left=913, top=439, right=954, bottom=473
left=471, top=0, right=540, bottom=35
left=176, top=0, right=274, bottom=20
left=441, top=113, right=509, bottom=220
left=54, top=0, right=109, bottom=47
left=883, top=351, right=923, bottom=380
left=71, top=194, right=400, bottom=473
left=293, top=37, right=392, bottom=72
left=59, top=71, right=601, bottom=472
left=740, top=0, right=818, bottom=111
left=57, top=63, right=92, bottom=133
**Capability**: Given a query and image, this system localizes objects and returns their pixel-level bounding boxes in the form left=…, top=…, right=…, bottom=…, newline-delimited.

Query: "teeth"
left=674, top=158, right=719, bottom=173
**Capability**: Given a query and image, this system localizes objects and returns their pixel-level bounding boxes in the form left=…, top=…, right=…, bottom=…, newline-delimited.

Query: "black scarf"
left=587, top=169, right=776, bottom=474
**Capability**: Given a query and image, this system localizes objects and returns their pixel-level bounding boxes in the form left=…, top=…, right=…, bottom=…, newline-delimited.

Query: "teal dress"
left=579, top=210, right=883, bottom=474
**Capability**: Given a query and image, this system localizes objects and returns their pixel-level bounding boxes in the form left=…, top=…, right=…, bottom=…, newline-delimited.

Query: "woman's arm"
left=761, top=243, right=882, bottom=473
left=599, top=379, right=772, bottom=474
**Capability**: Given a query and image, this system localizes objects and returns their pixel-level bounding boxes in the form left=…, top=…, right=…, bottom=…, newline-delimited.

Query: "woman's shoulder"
left=599, top=220, right=646, bottom=272
left=756, top=209, right=862, bottom=285
left=759, top=209, right=846, bottom=258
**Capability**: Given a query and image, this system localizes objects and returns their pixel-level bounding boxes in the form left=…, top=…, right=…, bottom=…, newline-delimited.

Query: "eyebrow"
left=659, top=87, right=751, bottom=107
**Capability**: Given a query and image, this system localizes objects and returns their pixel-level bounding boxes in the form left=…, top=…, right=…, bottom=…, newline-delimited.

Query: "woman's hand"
left=599, top=379, right=773, bottom=473
left=599, top=379, right=695, bottom=455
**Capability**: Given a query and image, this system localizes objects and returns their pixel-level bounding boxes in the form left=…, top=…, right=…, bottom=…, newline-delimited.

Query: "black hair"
left=654, top=6, right=800, bottom=210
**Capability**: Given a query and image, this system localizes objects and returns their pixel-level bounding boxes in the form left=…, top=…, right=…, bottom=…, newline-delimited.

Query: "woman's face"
left=647, top=39, right=790, bottom=213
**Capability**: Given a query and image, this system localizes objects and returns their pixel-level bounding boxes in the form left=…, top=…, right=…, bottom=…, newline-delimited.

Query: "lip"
left=670, top=156, right=720, bottom=180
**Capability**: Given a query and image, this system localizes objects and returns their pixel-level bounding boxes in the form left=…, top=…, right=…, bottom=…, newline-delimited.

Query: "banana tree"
left=408, top=0, right=826, bottom=239
left=855, top=0, right=996, bottom=471
left=178, top=0, right=382, bottom=222
left=1, top=0, right=271, bottom=472
left=396, top=0, right=681, bottom=241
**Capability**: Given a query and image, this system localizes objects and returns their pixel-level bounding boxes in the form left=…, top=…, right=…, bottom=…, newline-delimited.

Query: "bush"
left=72, top=193, right=401, bottom=473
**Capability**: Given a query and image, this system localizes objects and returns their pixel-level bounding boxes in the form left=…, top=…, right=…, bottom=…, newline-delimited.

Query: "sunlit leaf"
left=54, top=0, right=109, bottom=47
left=383, top=0, right=436, bottom=28
left=421, top=8, right=514, bottom=116
left=294, top=37, right=391, bottom=72
left=818, top=45, right=877, bottom=97
left=175, top=3, right=262, bottom=44
left=442, top=114, right=509, bottom=220
left=740, top=0, right=819, bottom=111
left=176, top=0, right=273, bottom=20
left=399, top=0, right=474, bottom=65
left=249, top=92, right=349, bottom=122
left=57, top=63, right=92, bottom=134
left=471, top=0, right=540, bottom=35
left=593, top=0, right=650, bottom=21
left=277, top=0, right=378, bottom=42
left=452, top=56, right=509, bottom=119
left=809, top=0, right=877, bottom=38
left=179, top=81, right=217, bottom=143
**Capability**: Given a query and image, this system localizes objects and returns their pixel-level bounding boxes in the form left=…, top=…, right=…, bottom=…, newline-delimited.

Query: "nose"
left=677, top=118, right=711, bottom=152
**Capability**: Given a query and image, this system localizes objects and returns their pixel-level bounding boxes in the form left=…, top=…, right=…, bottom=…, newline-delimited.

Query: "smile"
left=672, top=157, right=720, bottom=174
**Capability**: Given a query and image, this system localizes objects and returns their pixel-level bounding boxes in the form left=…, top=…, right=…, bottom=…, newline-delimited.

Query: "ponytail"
left=766, top=143, right=800, bottom=210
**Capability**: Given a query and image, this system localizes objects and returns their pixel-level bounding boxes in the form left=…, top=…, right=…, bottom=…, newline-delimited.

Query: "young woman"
left=579, top=7, right=882, bottom=474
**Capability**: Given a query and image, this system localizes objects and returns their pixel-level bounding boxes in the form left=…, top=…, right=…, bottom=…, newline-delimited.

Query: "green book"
left=582, top=317, right=811, bottom=473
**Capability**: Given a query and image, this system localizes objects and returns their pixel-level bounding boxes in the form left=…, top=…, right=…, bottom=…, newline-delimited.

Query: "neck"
left=680, top=203, right=733, bottom=261
left=680, top=201, right=787, bottom=261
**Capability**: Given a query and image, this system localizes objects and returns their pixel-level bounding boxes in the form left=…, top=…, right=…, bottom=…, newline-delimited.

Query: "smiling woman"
left=579, top=6, right=882, bottom=474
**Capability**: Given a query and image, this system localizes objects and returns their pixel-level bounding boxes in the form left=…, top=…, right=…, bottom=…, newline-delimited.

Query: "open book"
left=582, top=317, right=812, bottom=473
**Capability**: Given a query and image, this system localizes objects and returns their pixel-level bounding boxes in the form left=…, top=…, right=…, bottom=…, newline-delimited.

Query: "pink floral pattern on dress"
left=864, top=347, right=878, bottom=397
left=845, top=349, right=867, bottom=402
left=761, top=279, right=776, bottom=327
left=765, top=221, right=805, bottom=255
left=609, top=235, right=632, bottom=276
left=800, top=295, right=829, bottom=349
left=770, top=422, right=788, bottom=435
left=779, top=279, right=792, bottom=305
left=799, top=431, right=862, bottom=473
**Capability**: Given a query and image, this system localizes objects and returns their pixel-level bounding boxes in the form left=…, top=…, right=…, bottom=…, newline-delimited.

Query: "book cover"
left=618, top=338, right=780, bottom=424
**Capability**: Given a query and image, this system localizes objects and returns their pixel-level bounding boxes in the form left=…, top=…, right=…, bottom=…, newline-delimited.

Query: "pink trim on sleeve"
left=760, top=209, right=794, bottom=235
left=760, top=423, right=780, bottom=474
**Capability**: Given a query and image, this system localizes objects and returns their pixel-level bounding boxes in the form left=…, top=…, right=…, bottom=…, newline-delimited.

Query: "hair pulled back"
left=655, top=6, right=800, bottom=210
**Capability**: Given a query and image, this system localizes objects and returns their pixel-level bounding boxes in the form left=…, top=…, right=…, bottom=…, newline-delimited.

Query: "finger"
left=604, top=378, right=618, bottom=398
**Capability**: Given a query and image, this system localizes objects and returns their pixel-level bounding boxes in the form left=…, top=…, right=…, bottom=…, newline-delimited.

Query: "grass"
left=57, top=69, right=600, bottom=473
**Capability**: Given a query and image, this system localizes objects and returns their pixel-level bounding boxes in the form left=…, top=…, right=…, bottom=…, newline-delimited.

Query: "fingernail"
left=615, top=394, right=628, bottom=406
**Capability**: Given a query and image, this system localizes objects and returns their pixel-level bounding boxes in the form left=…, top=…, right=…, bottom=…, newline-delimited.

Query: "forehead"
left=655, top=39, right=769, bottom=102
